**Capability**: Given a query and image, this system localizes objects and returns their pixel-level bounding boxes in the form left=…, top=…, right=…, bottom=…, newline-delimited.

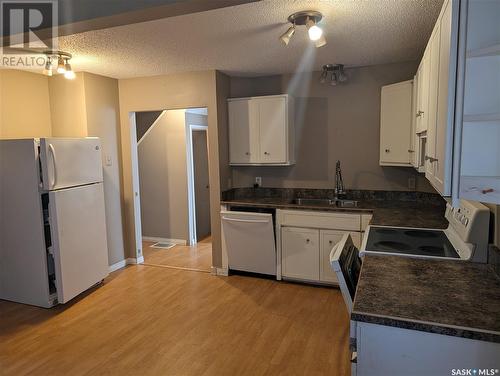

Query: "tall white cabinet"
left=228, top=94, right=295, bottom=166
left=379, top=80, right=413, bottom=166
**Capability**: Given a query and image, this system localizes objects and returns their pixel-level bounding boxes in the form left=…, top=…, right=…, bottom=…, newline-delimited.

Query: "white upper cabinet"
left=228, top=94, right=294, bottom=165
left=454, top=0, right=500, bottom=205
left=379, top=80, right=413, bottom=166
left=416, top=47, right=431, bottom=134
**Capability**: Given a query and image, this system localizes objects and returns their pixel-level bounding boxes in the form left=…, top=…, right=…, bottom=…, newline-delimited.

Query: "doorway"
left=134, top=108, right=212, bottom=272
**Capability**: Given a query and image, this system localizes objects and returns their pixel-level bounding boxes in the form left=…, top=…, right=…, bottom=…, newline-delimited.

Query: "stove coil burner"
left=404, top=230, right=440, bottom=238
left=375, top=228, right=399, bottom=235
left=373, top=241, right=413, bottom=251
left=417, top=245, right=445, bottom=254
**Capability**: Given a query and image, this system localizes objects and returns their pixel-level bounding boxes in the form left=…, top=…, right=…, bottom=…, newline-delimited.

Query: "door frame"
left=186, top=124, right=209, bottom=245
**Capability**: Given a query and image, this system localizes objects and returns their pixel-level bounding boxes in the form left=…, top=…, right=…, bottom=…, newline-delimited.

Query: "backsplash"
left=222, top=187, right=446, bottom=206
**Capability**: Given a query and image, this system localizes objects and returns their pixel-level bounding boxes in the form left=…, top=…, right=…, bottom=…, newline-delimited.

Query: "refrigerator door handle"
left=48, top=143, right=57, bottom=188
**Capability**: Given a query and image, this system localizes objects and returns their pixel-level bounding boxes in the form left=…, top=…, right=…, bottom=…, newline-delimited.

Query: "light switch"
left=105, top=155, right=112, bottom=166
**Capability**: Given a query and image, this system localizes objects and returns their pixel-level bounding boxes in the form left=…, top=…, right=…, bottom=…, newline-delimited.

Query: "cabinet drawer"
left=281, top=227, right=319, bottom=281
left=279, top=210, right=361, bottom=231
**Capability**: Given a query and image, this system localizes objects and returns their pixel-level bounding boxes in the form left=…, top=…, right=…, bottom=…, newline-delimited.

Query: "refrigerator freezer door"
left=49, top=183, right=109, bottom=304
left=40, top=138, right=103, bottom=191
left=221, top=211, right=276, bottom=275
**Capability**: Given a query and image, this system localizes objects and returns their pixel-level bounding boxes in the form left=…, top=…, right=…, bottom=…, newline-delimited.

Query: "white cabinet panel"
left=228, top=99, right=258, bottom=164
left=379, top=80, right=413, bottom=166
left=228, top=95, right=293, bottom=165
left=416, top=48, right=430, bottom=133
left=257, top=97, right=287, bottom=163
left=282, top=227, right=319, bottom=281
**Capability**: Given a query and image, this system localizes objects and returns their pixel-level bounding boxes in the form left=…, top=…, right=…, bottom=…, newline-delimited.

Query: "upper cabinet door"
left=425, top=23, right=442, bottom=180
left=228, top=95, right=294, bottom=165
left=379, top=80, right=413, bottom=166
left=416, top=48, right=430, bottom=133
left=257, top=96, right=287, bottom=163
left=228, top=99, right=258, bottom=164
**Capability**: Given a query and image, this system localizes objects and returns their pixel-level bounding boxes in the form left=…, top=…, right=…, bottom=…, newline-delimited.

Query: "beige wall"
left=138, top=109, right=190, bottom=241
left=0, top=70, right=52, bottom=139
left=118, top=70, right=229, bottom=267
left=48, top=73, right=88, bottom=137
left=229, top=61, right=436, bottom=193
left=83, top=72, right=125, bottom=265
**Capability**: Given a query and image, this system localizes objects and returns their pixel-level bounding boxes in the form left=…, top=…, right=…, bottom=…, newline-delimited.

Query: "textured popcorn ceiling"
left=58, top=0, right=443, bottom=79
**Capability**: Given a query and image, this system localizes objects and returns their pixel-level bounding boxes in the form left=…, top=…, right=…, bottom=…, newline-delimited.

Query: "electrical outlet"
left=255, top=177, right=262, bottom=187
left=408, top=176, right=416, bottom=190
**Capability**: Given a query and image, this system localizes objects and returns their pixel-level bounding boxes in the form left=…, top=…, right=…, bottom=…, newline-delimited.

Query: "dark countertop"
left=352, top=255, right=500, bottom=343
left=221, top=196, right=448, bottom=229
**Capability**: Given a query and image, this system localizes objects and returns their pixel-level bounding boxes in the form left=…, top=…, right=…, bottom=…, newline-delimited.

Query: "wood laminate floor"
left=142, top=237, right=212, bottom=272
left=0, top=265, right=350, bottom=376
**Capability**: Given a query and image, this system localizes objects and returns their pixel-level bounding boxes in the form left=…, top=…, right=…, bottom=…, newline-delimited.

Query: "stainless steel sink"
left=292, top=198, right=359, bottom=208
left=292, top=198, right=335, bottom=206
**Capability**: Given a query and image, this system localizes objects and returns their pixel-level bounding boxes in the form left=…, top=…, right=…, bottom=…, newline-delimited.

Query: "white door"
left=40, top=138, right=103, bottom=191
left=49, top=183, right=109, bottom=304
left=379, top=81, right=413, bottom=165
left=228, top=100, right=259, bottom=164
left=257, top=97, right=287, bottom=163
left=282, top=227, right=319, bottom=281
left=320, top=230, right=361, bottom=284
left=221, top=211, right=276, bottom=275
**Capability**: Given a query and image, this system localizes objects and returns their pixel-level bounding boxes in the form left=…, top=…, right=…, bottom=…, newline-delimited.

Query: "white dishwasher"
left=221, top=210, right=276, bottom=276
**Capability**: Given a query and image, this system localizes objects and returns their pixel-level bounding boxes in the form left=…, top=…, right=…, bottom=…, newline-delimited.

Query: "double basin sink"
left=292, top=197, right=360, bottom=208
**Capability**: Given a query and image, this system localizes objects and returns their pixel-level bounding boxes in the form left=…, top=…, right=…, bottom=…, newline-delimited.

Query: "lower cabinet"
left=281, top=227, right=319, bottom=281
left=278, top=210, right=367, bottom=285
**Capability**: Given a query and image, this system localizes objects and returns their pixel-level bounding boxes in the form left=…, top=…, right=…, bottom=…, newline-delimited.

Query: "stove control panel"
left=446, top=200, right=489, bottom=247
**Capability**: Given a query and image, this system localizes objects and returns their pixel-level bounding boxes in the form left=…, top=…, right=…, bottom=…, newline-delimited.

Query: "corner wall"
left=0, top=70, right=52, bottom=138
left=118, top=70, right=227, bottom=268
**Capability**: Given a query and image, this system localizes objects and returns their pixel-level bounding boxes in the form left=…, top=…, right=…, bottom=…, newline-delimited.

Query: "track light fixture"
left=43, top=51, right=75, bottom=79
left=320, top=64, right=348, bottom=86
left=279, top=11, right=326, bottom=48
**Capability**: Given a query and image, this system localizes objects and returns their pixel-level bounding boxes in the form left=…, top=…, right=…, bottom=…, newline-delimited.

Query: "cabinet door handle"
left=385, top=149, right=390, bottom=153
left=306, top=238, right=310, bottom=243
left=264, top=152, right=270, bottom=155
left=425, top=155, right=438, bottom=163
left=416, top=110, right=424, bottom=117
left=408, top=149, right=415, bottom=153
left=329, top=240, right=333, bottom=244
left=245, top=152, right=250, bottom=155
left=482, top=188, right=494, bottom=194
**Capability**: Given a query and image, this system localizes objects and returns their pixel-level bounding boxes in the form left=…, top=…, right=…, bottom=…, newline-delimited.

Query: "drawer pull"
left=306, top=238, right=310, bottom=243
left=482, top=188, right=494, bottom=194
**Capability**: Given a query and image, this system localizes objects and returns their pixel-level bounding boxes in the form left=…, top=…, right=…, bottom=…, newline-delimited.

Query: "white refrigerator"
left=0, top=138, right=109, bottom=307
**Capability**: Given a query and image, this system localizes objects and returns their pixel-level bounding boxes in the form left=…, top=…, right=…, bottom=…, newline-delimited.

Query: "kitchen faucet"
left=335, top=160, right=346, bottom=198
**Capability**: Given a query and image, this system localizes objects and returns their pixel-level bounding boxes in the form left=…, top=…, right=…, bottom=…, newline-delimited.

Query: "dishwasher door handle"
left=222, top=217, right=270, bottom=224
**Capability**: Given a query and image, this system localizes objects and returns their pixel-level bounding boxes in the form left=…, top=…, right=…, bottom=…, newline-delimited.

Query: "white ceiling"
left=58, top=0, right=443, bottom=79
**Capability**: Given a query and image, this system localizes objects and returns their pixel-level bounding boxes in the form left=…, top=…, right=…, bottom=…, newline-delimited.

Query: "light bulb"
left=43, top=58, right=53, bottom=76
left=57, top=56, right=66, bottom=73
left=306, top=18, right=323, bottom=41
left=330, top=72, right=338, bottom=86
left=314, top=34, right=327, bottom=48
left=64, top=69, right=76, bottom=79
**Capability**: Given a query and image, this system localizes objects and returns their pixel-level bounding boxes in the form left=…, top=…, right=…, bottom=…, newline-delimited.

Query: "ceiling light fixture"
left=43, top=51, right=75, bottom=79
left=320, top=64, right=348, bottom=86
left=280, top=11, right=326, bottom=48
left=279, top=24, right=296, bottom=46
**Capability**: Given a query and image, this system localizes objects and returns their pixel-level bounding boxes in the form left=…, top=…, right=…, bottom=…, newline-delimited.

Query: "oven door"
left=330, top=233, right=362, bottom=314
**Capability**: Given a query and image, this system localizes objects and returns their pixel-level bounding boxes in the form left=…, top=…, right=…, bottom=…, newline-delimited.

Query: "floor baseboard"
left=142, top=236, right=187, bottom=245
